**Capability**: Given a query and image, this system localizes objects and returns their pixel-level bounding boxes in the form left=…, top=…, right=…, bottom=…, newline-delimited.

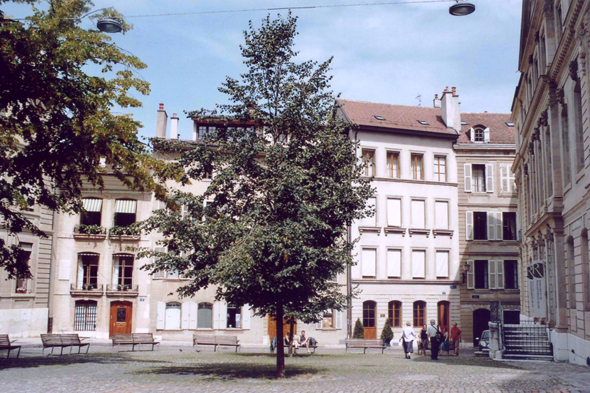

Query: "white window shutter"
left=219, top=303, right=228, bottom=329
left=466, top=211, right=474, bottom=240
left=112, top=261, right=119, bottom=287
left=316, top=315, right=323, bottom=330
left=495, top=212, right=503, bottom=240
left=387, top=249, right=402, bottom=278
left=464, top=164, right=472, bottom=192
left=77, top=260, right=83, bottom=288
left=435, top=251, right=449, bottom=278
left=411, top=200, right=425, bottom=228
left=500, top=164, right=509, bottom=192
left=412, top=251, right=425, bottom=278
left=242, top=305, right=251, bottom=329
left=361, top=249, right=376, bottom=277
left=336, top=310, right=343, bottom=329
left=153, top=270, right=166, bottom=279
left=213, top=302, right=220, bottom=329
left=489, top=260, right=497, bottom=289
left=469, top=127, right=475, bottom=142
left=386, top=198, right=401, bottom=227
left=486, top=164, right=494, bottom=193
left=508, top=165, right=515, bottom=192
left=58, top=259, right=70, bottom=281
left=487, top=212, right=496, bottom=240
left=188, top=302, right=198, bottom=330
left=181, top=302, right=190, bottom=330
left=484, top=127, right=490, bottom=143
left=496, top=260, right=505, bottom=289
left=362, top=197, right=377, bottom=227
left=157, top=302, right=166, bottom=330
left=467, top=261, right=474, bottom=289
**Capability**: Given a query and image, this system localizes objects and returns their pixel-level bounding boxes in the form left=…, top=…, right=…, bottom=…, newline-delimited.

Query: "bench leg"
left=16, top=347, right=21, bottom=359
left=86, top=345, right=90, bottom=354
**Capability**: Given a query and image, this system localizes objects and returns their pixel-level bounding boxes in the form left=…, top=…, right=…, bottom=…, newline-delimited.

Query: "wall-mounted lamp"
left=462, top=263, right=471, bottom=284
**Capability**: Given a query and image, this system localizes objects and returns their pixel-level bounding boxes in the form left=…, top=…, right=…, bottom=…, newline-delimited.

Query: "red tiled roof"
left=458, top=113, right=515, bottom=144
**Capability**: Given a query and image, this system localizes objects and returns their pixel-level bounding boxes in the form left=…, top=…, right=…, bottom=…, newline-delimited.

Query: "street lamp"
left=449, top=1, right=476, bottom=16
left=97, top=18, right=122, bottom=33
left=462, top=263, right=471, bottom=284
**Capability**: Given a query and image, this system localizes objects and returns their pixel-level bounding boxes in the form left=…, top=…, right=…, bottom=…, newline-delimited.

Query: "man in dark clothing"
left=426, top=319, right=440, bottom=360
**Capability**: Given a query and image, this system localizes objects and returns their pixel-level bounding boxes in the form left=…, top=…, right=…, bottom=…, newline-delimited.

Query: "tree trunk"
left=287, top=316, right=295, bottom=357
left=276, top=304, right=285, bottom=378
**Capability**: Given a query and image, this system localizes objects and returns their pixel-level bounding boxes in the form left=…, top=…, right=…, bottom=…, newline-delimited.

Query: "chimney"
left=440, top=86, right=461, bottom=133
left=170, top=113, right=179, bottom=140
left=156, top=103, right=167, bottom=138
left=433, top=94, right=441, bottom=108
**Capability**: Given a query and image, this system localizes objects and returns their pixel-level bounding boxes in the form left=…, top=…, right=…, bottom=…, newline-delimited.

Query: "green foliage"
left=76, top=224, right=105, bottom=235
left=109, top=225, right=140, bottom=237
left=353, top=318, right=365, bottom=339
left=381, top=318, right=394, bottom=342
left=140, top=12, right=373, bottom=377
left=0, top=0, right=168, bottom=278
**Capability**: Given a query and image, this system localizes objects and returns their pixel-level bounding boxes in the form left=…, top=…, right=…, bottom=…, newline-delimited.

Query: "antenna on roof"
left=415, top=94, right=422, bottom=107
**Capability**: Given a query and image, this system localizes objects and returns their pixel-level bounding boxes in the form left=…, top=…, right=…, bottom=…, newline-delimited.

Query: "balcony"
left=73, top=225, right=107, bottom=241
left=108, top=225, right=141, bottom=241
left=70, top=284, right=104, bottom=297
left=106, top=284, right=139, bottom=297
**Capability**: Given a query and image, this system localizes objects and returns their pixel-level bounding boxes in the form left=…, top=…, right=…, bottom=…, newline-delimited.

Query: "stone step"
left=502, top=353, right=554, bottom=361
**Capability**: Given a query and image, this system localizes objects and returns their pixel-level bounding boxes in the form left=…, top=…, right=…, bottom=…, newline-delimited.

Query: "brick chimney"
left=441, top=86, right=461, bottom=133
left=170, top=113, right=179, bottom=140
left=433, top=94, right=441, bottom=108
left=156, top=103, right=167, bottom=139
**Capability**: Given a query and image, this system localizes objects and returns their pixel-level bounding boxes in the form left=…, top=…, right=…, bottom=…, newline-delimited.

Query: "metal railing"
left=106, top=284, right=139, bottom=293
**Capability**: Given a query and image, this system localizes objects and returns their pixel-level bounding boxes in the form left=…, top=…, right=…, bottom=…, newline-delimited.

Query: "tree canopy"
left=0, top=0, right=167, bottom=277
left=141, top=13, right=372, bottom=377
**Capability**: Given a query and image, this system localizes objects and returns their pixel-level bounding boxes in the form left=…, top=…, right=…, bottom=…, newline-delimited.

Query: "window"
left=474, top=128, right=484, bottom=142
left=417, top=120, right=429, bottom=125
left=502, top=212, right=517, bottom=240
left=500, top=164, right=515, bottom=193
left=411, top=199, right=425, bottom=228
left=374, top=115, right=385, bottom=120
left=317, top=309, right=342, bottom=329
left=411, top=153, right=423, bottom=180
left=435, top=251, right=449, bottom=278
left=114, top=199, right=137, bottom=227
left=561, top=103, right=571, bottom=185
left=582, top=230, right=590, bottom=311
left=472, top=164, right=486, bottom=192
left=165, top=302, right=182, bottom=330
left=386, top=151, right=400, bottom=178
left=465, top=163, right=494, bottom=193
left=388, top=301, right=402, bottom=328
left=386, top=249, right=401, bottom=278
left=197, top=302, right=213, bottom=329
left=361, top=248, right=377, bottom=278
left=198, top=125, right=216, bottom=139
left=203, top=164, right=213, bottom=180
left=473, top=212, right=487, bottom=240
left=504, top=260, right=519, bottom=289
left=74, top=300, right=97, bottom=331
left=362, top=149, right=375, bottom=177
left=434, top=156, right=446, bottom=182
left=574, top=79, right=584, bottom=173
left=386, top=198, right=401, bottom=227
left=434, top=201, right=449, bottom=229
left=77, top=253, right=99, bottom=289
left=413, top=301, right=426, bottom=327
left=474, top=260, right=489, bottom=289
left=113, top=254, right=134, bottom=287
left=226, top=305, right=242, bottom=328
left=362, top=301, right=376, bottom=328
left=15, top=243, right=32, bottom=293
left=361, top=197, right=377, bottom=227
left=80, top=198, right=102, bottom=226
left=412, top=250, right=425, bottom=279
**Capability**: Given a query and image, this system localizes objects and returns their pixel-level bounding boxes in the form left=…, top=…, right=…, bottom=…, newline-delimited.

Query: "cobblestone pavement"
left=1, top=345, right=589, bottom=393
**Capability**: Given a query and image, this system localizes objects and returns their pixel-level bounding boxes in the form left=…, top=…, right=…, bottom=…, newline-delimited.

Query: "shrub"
left=381, top=318, right=394, bottom=345
left=353, top=318, right=364, bottom=339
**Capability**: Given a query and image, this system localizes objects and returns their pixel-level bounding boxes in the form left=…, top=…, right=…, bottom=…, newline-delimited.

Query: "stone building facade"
left=511, top=0, right=590, bottom=365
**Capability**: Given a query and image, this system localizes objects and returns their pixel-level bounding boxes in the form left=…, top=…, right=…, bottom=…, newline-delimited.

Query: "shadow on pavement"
left=410, top=354, right=520, bottom=369
left=0, top=353, right=167, bottom=370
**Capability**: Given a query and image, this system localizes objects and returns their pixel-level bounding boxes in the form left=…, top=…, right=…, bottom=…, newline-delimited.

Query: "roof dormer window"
left=374, top=115, right=385, bottom=120
left=470, top=126, right=489, bottom=143
left=417, top=120, right=429, bottom=125
left=474, top=128, right=485, bottom=142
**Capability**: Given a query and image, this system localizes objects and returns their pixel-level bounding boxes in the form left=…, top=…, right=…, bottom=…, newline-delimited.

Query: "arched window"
left=74, top=300, right=97, bottom=331
left=388, top=301, right=402, bottom=328
left=165, top=302, right=182, bottom=330
left=77, top=253, right=99, bottom=290
left=197, top=302, right=213, bottom=329
left=362, top=301, right=377, bottom=339
left=413, top=301, right=426, bottom=327
left=474, top=128, right=485, bottom=142
left=567, top=237, right=576, bottom=310
left=437, top=301, right=450, bottom=333
left=581, top=229, right=590, bottom=311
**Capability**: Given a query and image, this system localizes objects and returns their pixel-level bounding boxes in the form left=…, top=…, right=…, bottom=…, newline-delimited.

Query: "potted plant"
left=381, top=318, right=394, bottom=347
left=353, top=318, right=365, bottom=339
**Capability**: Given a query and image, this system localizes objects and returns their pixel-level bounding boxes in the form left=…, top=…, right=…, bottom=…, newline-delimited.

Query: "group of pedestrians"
left=399, top=320, right=462, bottom=360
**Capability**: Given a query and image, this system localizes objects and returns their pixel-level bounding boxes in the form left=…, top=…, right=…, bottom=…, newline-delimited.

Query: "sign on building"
left=527, top=261, right=546, bottom=318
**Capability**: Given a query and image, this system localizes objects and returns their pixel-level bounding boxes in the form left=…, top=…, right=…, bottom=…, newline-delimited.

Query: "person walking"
left=426, top=319, right=441, bottom=360
left=399, top=321, right=417, bottom=359
left=450, top=322, right=462, bottom=356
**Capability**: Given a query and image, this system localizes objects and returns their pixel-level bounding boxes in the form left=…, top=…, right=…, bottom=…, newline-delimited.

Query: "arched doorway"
left=437, top=301, right=450, bottom=333
left=363, top=301, right=377, bottom=339
left=472, top=308, right=490, bottom=346
left=109, top=301, right=132, bottom=337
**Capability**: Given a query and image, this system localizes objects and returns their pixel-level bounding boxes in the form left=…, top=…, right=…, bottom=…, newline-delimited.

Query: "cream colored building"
left=511, top=0, right=590, bottom=365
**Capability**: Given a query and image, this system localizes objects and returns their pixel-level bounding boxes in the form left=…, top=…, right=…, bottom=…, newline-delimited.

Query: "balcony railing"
left=73, top=225, right=107, bottom=240
left=108, top=225, right=141, bottom=240
left=106, top=284, right=139, bottom=296
left=70, top=283, right=104, bottom=296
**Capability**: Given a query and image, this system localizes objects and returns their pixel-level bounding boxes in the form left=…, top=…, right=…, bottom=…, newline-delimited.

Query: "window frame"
left=361, top=149, right=376, bottom=177
left=413, top=301, right=426, bottom=327
left=386, top=150, right=400, bottom=178
left=388, top=301, right=402, bottom=328
left=434, top=155, right=447, bottom=182
left=410, top=153, right=424, bottom=180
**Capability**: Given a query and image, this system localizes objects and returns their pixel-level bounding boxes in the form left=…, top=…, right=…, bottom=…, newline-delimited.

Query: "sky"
left=5, top=0, right=523, bottom=141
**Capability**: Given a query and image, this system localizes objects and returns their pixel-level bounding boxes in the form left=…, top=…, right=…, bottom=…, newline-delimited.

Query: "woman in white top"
left=400, top=321, right=417, bottom=359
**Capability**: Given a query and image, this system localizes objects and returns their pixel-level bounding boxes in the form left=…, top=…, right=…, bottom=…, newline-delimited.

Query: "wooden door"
left=267, top=315, right=296, bottom=339
left=110, top=301, right=132, bottom=338
left=363, top=301, right=376, bottom=339
left=438, top=301, right=450, bottom=333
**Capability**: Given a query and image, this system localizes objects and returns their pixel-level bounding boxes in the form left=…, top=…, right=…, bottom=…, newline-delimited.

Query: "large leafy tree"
left=142, top=13, right=372, bottom=377
left=0, top=0, right=167, bottom=277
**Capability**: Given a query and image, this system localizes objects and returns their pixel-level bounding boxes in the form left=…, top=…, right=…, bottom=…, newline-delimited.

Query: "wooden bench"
left=112, top=333, right=160, bottom=352
left=283, top=338, right=318, bottom=355
left=41, top=334, right=90, bottom=355
left=193, top=334, right=240, bottom=352
left=345, top=338, right=386, bottom=354
left=0, top=335, right=21, bottom=358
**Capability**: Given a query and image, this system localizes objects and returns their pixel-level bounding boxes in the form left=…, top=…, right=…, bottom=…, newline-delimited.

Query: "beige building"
left=454, top=113, right=520, bottom=346
left=511, top=0, right=590, bottom=365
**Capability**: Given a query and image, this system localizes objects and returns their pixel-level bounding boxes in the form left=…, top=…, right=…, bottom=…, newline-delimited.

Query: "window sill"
left=358, top=226, right=381, bottom=236
left=318, top=328, right=338, bottom=331
left=384, top=226, right=406, bottom=236
left=408, top=228, right=430, bottom=238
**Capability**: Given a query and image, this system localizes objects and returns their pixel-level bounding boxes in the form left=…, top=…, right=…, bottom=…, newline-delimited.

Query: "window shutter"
left=469, top=127, right=475, bottom=142
left=500, top=164, right=509, bottom=192
left=386, top=198, right=401, bottom=227
left=362, top=249, right=377, bottom=277
left=157, top=302, right=166, bottom=330
left=486, top=164, right=494, bottom=193
left=484, top=127, right=490, bottom=143
left=496, top=260, right=505, bottom=289
left=466, top=211, right=474, bottom=240
left=435, top=251, right=449, bottom=278
left=411, top=200, right=425, bottom=228
left=467, top=261, right=474, bottom=289
left=464, top=164, right=472, bottom=192
left=58, top=259, right=70, bottom=281
left=112, top=261, right=120, bottom=287
left=508, top=165, right=515, bottom=192
left=188, top=302, right=198, bottom=330
left=181, top=302, right=190, bottom=330
left=77, top=260, right=84, bottom=288
left=316, top=315, right=323, bottom=330
left=435, top=201, right=449, bottom=230
left=487, top=212, right=496, bottom=240
left=495, top=212, right=503, bottom=240
left=387, top=249, right=401, bottom=278
left=489, top=260, right=497, bottom=289
left=412, top=250, right=425, bottom=278
left=153, top=270, right=166, bottom=279
left=219, top=303, right=228, bottom=329
left=213, top=303, right=220, bottom=329
left=242, top=305, right=251, bottom=329
left=336, top=310, right=343, bottom=329
left=362, top=197, right=377, bottom=227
